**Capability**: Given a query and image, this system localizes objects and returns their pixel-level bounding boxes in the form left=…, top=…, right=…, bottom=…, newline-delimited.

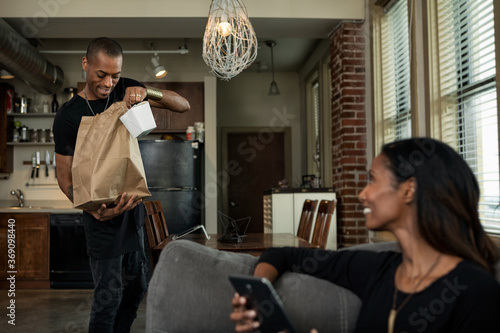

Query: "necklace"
left=388, top=253, right=442, bottom=333
left=83, top=88, right=110, bottom=116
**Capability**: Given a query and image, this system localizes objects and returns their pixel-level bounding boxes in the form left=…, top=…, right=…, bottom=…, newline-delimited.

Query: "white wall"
left=0, top=0, right=365, bottom=20
left=217, top=71, right=304, bottom=187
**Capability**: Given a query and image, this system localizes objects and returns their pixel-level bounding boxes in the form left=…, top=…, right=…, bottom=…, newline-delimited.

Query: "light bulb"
left=217, top=21, right=232, bottom=37
left=155, top=68, right=167, bottom=78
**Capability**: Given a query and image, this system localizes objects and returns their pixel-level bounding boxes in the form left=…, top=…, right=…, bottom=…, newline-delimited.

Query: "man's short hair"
left=86, top=37, right=123, bottom=63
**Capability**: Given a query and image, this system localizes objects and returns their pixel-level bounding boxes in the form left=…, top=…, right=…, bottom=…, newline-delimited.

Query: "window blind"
left=312, top=81, right=321, bottom=157
left=432, top=0, right=499, bottom=233
left=380, top=0, right=411, bottom=143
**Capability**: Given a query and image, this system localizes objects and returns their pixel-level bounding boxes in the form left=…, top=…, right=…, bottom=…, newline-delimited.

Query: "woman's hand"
left=230, top=292, right=319, bottom=333
left=230, top=293, right=260, bottom=332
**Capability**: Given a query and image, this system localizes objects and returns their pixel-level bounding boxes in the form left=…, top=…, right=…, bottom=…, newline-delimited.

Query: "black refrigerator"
left=138, top=140, right=204, bottom=234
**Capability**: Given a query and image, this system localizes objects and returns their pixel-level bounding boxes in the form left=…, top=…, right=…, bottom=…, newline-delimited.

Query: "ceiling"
left=3, top=16, right=345, bottom=72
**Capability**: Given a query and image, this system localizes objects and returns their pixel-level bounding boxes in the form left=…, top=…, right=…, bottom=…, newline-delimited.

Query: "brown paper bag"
left=72, top=101, right=151, bottom=210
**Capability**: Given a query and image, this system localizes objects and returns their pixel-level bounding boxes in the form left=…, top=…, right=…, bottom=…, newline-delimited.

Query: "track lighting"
left=0, top=69, right=14, bottom=79
left=151, top=53, right=167, bottom=79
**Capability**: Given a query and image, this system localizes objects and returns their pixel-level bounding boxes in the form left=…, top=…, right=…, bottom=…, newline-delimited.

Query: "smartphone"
left=228, top=275, right=298, bottom=333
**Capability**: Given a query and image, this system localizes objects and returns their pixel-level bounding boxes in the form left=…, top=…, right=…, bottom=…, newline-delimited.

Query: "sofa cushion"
left=146, top=240, right=499, bottom=333
left=146, top=240, right=361, bottom=333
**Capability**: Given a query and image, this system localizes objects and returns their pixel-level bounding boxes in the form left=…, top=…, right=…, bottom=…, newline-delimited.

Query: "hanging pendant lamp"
left=266, top=40, right=280, bottom=96
left=202, top=0, right=258, bottom=80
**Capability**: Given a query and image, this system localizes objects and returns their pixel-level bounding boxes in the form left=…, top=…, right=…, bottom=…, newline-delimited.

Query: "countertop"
left=0, top=200, right=81, bottom=214
left=263, top=187, right=335, bottom=195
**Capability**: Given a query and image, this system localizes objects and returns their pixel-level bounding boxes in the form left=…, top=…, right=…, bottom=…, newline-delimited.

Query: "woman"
left=231, top=138, right=500, bottom=332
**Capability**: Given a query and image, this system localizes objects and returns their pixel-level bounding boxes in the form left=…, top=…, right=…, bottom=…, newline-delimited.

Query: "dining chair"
left=311, top=199, right=337, bottom=249
left=143, top=200, right=169, bottom=268
left=296, top=199, right=319, bottom=242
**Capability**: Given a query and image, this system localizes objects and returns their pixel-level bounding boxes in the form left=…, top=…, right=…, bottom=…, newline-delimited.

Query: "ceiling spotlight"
left=151, top=53, right=167, bottom=79
left=265, top=40, right=280, bottom=96
left=0, top=69, right=14, bottom=79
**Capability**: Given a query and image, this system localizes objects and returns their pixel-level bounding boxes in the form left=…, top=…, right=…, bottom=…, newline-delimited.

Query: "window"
left=372, top=0, right=500, bottom=233
left=305, top=60, right=332, bottom=187
left=373, top=0, right=411, bottom=147
left=429, top=0, right=499, bottom=233
left=312, top=80, right=321, bottom=173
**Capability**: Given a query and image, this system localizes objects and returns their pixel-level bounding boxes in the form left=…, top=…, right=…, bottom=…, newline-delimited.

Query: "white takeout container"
left=120, top=101, right=157, bottom=138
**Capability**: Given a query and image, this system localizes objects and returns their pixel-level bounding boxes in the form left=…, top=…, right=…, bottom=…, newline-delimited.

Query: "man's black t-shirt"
left=52, top=77, right=147, bottom=259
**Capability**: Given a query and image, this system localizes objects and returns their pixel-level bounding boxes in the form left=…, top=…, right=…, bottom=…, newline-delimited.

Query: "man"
left=53, top=37, right=190, bottom=332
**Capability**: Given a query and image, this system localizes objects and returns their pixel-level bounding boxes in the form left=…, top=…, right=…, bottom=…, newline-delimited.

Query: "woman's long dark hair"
left=381, top=137, right=499, bottom=274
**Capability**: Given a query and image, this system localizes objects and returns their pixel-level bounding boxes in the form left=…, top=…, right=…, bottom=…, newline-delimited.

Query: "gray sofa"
left=146, top=240, right=500, bottom=333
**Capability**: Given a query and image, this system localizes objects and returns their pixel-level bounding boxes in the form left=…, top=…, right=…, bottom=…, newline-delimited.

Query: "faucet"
left=10, top=189, right=24, bottom=207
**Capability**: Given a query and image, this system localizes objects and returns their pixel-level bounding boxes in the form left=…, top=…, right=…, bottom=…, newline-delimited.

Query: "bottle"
left=186, top=126, right=195, bottom=141
left=197, top=127, right=205, bottom=143
left=42, top=101, right=49, bottom=113
left=194, top=122, right=205, bottom=142
left=20, top=125, right=28, bottom=142
left=12, top=127, right=19, bottom=142
left=51, top=94, right=59, bottom=113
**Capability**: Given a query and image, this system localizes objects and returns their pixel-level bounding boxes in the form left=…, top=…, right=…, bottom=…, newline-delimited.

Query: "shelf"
left=7, top=113, right=56, bottom=117
left=7, top=142, right=55, bottom=146
left=22, top=161, right=52, bottom=165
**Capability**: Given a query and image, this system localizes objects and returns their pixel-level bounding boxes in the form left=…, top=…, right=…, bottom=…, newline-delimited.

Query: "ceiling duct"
left=0, top=19, right=63, bottom=94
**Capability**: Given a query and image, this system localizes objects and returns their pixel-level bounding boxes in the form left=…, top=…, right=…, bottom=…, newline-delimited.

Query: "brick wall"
left=329, top=22, right=369, bottom=248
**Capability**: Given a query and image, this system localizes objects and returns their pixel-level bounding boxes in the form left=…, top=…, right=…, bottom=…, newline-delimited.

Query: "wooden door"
left=224, top=129, right=288, bottom=233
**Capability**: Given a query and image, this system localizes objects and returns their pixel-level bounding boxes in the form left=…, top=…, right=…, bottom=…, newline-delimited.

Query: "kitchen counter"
left=0, top=200, right=80, bottom=214
left=263, top=187, right=335, bottom=194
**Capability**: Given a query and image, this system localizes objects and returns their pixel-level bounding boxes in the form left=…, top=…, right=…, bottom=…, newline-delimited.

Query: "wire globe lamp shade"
left=202, top=0, right=258, bottom=80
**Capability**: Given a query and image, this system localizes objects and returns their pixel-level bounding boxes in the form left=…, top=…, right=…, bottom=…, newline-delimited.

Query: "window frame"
left=372, top=0, right=500, bottom=235
left=428, top=0, right=500, bottom=234
left=305, top=61, right=332, bottom=187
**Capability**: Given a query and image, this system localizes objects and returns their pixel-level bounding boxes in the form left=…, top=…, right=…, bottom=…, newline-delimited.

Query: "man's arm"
left=124, top=86, right=190, bottom=112
left=55, top=153, right=141, bottom=221
left=55, top=153, right=74, bottom=202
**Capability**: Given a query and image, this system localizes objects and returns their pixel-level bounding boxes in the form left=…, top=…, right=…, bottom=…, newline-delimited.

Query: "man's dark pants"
left=88, top=249, right=148, bottom=333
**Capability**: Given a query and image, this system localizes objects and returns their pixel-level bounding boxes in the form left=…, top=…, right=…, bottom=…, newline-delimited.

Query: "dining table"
left=153, top=232, right=319, bottom=257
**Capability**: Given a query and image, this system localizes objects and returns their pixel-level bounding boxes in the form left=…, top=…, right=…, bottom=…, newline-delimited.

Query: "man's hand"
left=86, top=193, right=142, bottom=221
left=124, top=86, right=147, bottom=108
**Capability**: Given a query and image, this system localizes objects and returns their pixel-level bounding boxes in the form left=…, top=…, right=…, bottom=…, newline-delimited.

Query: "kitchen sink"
left=0, top=206, right=50, bottom=210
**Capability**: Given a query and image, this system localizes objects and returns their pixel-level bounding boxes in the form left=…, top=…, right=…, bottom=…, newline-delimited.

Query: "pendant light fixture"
left=202, top=0, right=258, bottom=80
left=266, top=40, right=280, bottom=96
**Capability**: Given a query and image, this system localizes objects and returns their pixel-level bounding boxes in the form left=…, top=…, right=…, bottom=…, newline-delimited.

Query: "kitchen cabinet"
left=0, top=83, right=14, bottom=173
left=263, top=188, right=337, bottom=250
left=0, top=213, right=50, bottom=288
left=144, top=82, right=204, bottom=133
